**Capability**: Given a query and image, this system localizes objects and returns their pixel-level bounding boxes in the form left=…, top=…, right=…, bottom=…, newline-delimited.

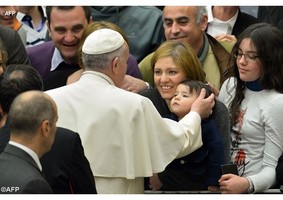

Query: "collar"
left=197, top=34, right=209, bottom=65
left=51, top=48, right=65, bottom=71
left=246, top=79, right=263, bottom=92
left=213, top=10, right=238, bottom=30
left=82, top=71, right=115, bottom=85
left=207, top=7, right=239, bottom=36
left=20, top=7, right=46, bottom=32
left=16, top=6, right=46, bottom=21
left=9, top=141, right=42, bottom=171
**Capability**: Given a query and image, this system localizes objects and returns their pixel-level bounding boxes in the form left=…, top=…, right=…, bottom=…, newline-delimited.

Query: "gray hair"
left=82, top=43, right=127, bottom=71
left=195, top=6, right=207, bottom=25
left=9, top=91, right=56, bottom=136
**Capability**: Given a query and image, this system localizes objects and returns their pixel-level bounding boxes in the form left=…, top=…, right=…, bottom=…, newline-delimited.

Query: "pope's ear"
left=111, top=56, right=119, bottom=74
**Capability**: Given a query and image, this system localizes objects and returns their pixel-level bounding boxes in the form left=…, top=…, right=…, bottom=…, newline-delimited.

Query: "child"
left=167, top=80, right=224, bottom=192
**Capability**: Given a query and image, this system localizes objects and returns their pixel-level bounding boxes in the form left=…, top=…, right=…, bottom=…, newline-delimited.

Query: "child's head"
left=170, top=80, right=212, bottom=119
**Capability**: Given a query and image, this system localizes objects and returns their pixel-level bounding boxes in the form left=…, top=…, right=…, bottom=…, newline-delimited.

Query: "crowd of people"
left=0, top=5, right=283, bottom=194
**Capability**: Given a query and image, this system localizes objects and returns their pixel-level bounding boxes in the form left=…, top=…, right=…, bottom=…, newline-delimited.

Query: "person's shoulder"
left=128, top=54, right=138, bottom=65
left=0, top=25, right=15, bottom=36
left=52, top=127, right=80, bottom=148
left=0, top=25, right=17, bottom=46
left=56, top=127, right=78, bottom=137
left=206, top=33, right=235, bottom=53
left=139, top=88, right=158, bottom=97
left=239, top=9, right=260, bottom=23
left=45, top=83, right=69, bottom=95
left=117, top=87, right=153, bottom=106
left=139, top=52, right=155, bottom=65
left=218, top=40, right=235, bottom=53
left=215, top=99, right=228, bottom=110
left=26, top=41, right=55, bottom=54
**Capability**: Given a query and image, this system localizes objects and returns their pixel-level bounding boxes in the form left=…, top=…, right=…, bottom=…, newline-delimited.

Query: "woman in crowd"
left=218, top=23, right=283, bottom=193
left=139, top=40, right=230, bottom=191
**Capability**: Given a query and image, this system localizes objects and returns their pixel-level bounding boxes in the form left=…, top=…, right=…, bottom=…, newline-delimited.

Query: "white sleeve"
left=251, top=96, right=283, bottom=192
left=176, top=111, right=202, bottom=158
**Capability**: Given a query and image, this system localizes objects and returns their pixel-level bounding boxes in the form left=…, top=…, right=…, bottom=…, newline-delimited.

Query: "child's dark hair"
left=179, top=80, right=212, bottom=98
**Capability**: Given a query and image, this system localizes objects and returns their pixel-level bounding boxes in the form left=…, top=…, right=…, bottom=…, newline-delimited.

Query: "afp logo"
left=0, top=10, right=16, bottom=17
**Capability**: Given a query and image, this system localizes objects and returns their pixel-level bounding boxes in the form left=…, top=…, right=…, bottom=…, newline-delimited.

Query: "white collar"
left=51, top=47, right=65, bottom=71
left=9, top=141, right=42, bottom=171
left=82, top=71, right=115, bottom=86
left=207, top=8, right=239, bottom=36
left=213, top=9, right=238, bottom=29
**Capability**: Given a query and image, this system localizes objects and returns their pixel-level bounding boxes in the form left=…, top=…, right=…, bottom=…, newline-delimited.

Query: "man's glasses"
left=234, top=50, right=260, bottom=62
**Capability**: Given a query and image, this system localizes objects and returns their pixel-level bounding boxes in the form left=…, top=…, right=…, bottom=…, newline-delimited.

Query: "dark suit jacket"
left=0, top=25, right=31, bottom=66
left=232, top=10, right=260, bottom=38
left=0, top=144, right=53, bottom=194
left=41, top=127, right=97, bottom=194
left=0, top=124, right=97, bottom=194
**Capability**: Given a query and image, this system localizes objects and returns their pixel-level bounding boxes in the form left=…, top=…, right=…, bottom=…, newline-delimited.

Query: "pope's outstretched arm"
left=177, top=88, right=215, bottom=158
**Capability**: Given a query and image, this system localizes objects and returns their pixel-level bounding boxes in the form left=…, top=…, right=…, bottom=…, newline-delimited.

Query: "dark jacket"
left=0, top=144, right=53, bottom=194
left=0, top=25, right=30, bottom=66
left=140, top=88, right=229, bottom=190
left=0, top=123, right=97, bottom=194
left=139, top=88, right=230, bottom=164
left=232, top=9, right=260, bottom=38
left=258, top=6, right=283, bottom=31
left=160, top=113, right=224, bottom=190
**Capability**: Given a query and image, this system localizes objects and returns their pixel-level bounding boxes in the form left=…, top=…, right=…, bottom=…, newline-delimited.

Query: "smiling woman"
left=139, top=40, right=205, bottom=116
left=138, top=40, right=229, bottom=192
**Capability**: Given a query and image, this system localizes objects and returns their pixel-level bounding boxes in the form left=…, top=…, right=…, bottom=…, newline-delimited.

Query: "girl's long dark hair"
left=228, top=23, right=283, bottom=125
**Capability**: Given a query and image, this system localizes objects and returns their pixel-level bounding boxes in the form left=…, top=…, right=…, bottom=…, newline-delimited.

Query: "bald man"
left=0, top=91, right=57, bottom=193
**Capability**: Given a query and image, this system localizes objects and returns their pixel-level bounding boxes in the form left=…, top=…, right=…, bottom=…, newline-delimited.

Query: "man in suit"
left=46, top=28, right=215, bottom=193
left=0, top=64, right=97, bottom=194
left=0, top=25, right=30, bottom=66
left=0, top=90, right=56, bottom=193
left=206, top=6, right=260, bottom=41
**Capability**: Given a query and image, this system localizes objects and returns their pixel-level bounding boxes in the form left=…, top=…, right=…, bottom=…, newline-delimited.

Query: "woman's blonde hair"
left=151, top=40, right=206, bottom=82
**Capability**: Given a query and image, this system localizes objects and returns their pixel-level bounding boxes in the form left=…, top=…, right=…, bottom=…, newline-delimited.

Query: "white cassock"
left=46, top=71, right=202, bottom=194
